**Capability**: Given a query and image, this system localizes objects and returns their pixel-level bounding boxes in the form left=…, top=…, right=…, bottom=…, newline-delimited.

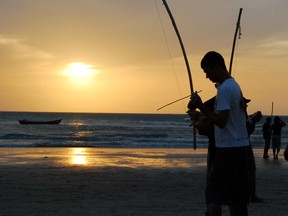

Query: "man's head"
left=200, top=51, right=229, bottom=83
left=266, top=117, right=271, bottom=123
left=274, top=116, right=281, bottom=123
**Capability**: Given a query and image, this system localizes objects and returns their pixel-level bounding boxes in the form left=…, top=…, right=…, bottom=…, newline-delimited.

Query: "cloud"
left=256, top=36, right=288, bottom=57
left=0, top=35, right=56, bottom=75
left=0, top=35, right=54, bottom=60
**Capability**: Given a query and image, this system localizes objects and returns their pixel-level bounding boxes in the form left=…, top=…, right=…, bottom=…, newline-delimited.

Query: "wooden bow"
left=162, top=0, right=197, bottom=149
left=229, top=8, right=243, bottom=75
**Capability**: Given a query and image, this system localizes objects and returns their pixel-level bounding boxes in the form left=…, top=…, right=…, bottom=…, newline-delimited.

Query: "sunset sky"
left=0, top=0, right=287, bottom=115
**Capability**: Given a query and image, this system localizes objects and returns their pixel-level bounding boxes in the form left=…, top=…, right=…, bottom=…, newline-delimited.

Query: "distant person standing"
left=262, top=117, right=272, bottom=159
left=271, top=116, right=286, bottom=159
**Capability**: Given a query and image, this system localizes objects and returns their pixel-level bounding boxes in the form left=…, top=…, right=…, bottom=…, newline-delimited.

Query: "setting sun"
left=62, top=62, right=97, bottom=83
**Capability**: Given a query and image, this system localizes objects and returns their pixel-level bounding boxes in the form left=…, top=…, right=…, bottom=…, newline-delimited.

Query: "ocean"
left=0, top=112, right=287, bottom=149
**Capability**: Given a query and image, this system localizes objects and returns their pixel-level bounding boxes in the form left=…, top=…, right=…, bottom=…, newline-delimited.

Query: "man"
left=188, top=51, right=250, bottom=216
left=271, top=116, right=286, bottom=159
left=246, top=112, right=264, bottom=203
left=262, top=117, right=272, bottom=159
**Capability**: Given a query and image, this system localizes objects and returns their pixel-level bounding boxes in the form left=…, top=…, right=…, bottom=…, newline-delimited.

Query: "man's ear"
left=214, top=64, right=222, bottom=72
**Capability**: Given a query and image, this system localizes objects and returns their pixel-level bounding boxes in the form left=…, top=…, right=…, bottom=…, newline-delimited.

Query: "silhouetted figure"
left=262, top=117, right=272, bottom=159
left=246, top=112, right=264, bottom=203
left=271, top=116, right=286, bottom=159
left=188, top=51, right=250, bottom=216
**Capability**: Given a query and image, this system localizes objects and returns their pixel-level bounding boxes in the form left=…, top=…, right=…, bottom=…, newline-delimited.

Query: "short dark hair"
left=274, top=116, right=280, bottom=123
left=201, top=51, right=227, bottom=70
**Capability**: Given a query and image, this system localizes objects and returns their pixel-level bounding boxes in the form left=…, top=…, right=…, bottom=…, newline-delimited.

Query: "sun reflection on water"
left=64, top=148, right=207, bottom=168
left=71, top=148, right=88, bottom=165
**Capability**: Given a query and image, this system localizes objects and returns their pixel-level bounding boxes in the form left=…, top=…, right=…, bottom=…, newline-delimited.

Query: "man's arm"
left=200, top=105, right=229, bottom=129
left=188, top=93, right=229, bottom=129
left=247, top=111, right=263, bottom=135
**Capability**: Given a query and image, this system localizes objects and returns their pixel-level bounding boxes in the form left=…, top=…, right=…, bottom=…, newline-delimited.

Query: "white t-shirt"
left=214, top=78, right=249, bottom=148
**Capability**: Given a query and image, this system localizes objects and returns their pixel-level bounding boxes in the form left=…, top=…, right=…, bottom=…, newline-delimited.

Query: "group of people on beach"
left=262, top=116, right=287, bottom=160
left=187, top=51, right=270, bottom=216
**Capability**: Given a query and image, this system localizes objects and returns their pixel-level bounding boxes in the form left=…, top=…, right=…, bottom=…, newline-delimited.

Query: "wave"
left=0, top=112, right=287, bottom=148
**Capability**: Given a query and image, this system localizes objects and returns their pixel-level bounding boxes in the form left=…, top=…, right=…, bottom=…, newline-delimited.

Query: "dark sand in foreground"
left=0, top=148, right=287, bottom=216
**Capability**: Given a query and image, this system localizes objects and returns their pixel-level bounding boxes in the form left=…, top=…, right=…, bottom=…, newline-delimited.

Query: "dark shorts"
left=206, top=147, right=250, bottom=206
left=264, top=137, right=271, bottom=149
left=272, top=135, right=281, bottom=148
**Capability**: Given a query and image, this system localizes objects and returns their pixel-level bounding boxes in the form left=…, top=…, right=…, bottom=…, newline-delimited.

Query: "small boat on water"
left=19, top=119, right=62, bottom=125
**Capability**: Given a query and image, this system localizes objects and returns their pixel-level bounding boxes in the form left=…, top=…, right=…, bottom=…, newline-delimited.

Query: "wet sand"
left=0, top=148, right=287, bottom=216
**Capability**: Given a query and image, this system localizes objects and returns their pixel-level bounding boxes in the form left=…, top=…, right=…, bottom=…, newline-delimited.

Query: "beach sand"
left=0, top=148, right=287, bottom=216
